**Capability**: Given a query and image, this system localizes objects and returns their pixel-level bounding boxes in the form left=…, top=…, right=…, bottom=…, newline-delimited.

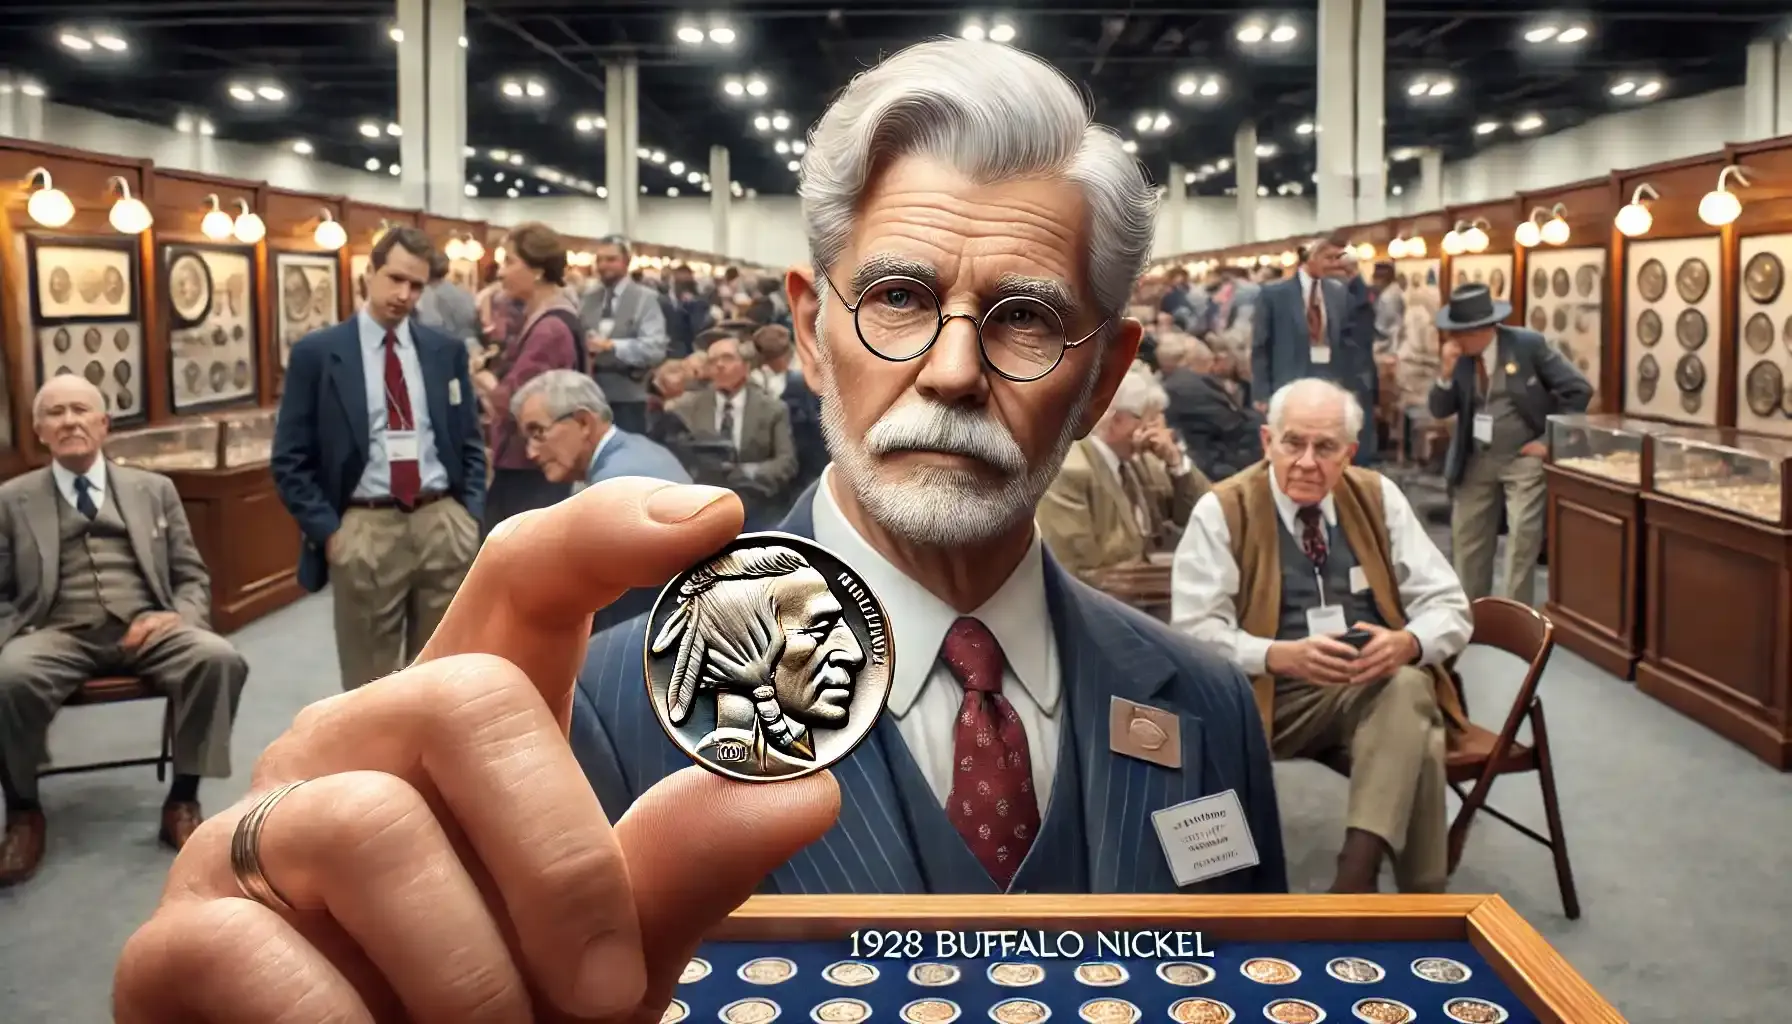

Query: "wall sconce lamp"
left=1390, top=233, right=1427, bottom=259
left=494, top=245, right=508, bottom=265
left=232, top=198, right=266, bottom=244
left=1514, top=206, right=1549, bottom=248
left=1354, top=242, right=1376, bottom=260
left=200, top=193, right=235, bottom=240
left=1615, top=184, right=1659, bottom=238
left=1698, top=165, right=1751, bottom=227
left=1539, top=204, right=1571, bottom=246
left=1441, top=221, right=1467, bottom=256
left=1388, top=235, right=1410, bottom=258
left=313, top=208, right=347, bottom=250
left=105, top=177, right=152, bottom=234
left=24, top=167, right=75, bottom=228
left=1463, top=218, right=1491, bottom=253
left=1279, top=250, right=1297, bottom=268
left=443, top=234, right=487, bottom=262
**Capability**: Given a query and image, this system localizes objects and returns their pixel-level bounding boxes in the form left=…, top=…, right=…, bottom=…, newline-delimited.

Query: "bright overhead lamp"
left=507, top=188, right=520, bottom=198
left=1235, top=20, right=1267, bottom=44
left=1153, top=112, right=1171, bottom=132
left=459, top=35, right=467, bottom=48
left=1255, top=143, right=1278, bottom=158
left=745, top=77, right=768, bottom=97
left=1462, top=219, right=1491, bottom=253
left=1199, top=77, right=1222, bottom=98
left=1523, top=24, right=1557, bottom=43
left=228, top=84, right=255, bottom=103
left=1406, top=79, right=1429, bottom=97
left=200, top=194, right=235, bottom=240
left=650, top=149, right=666, bottom=164
left=771, top=113, right=791, bottom=131
left=388, top=164, right=401, bottom=177
left=753, top=114, right=771, bottom=131
left=1427, top=79, right=1455, bottom=98
left=676, top=24, right=705, bottom=44
left=597, top=186, right=609, bottom=198
left=464, top=182, right=478, bottom=197
left=539, top=184, right=550, bottom=194
left=687, top=170, right=702, bottom=184
left=1540, top=206, right=1571, bottom=245
left=1514, top=208, right=1545, bottom=248
left=386, top=122, right=402, bottom=136
left=1556, top=25, right=1589, bottom=44
left=197, top=118, right=214, bottom=136
left=1121, top=139, right=1139, bottom=154
left=358, top=121, right=381, bottom=138
left=792, top=140, right=807, bottom=155
left=388, top=26, right=404, bottom=43
left=575, top=115, right=595, bottom=132
left=494, top=171, right=506, bottom=182
left=1256, top=185, right=1269, bottom=197
left=1475, top=120, right=1500, bottom=135
left=961, top=20, right=987, bottom=41
left=989, top=21, right=1016, bottom=44
left=292, top=139, right=314, bottom=155
left=667, top=187, right=680, bottom=197
left=95, top=32, right=128, bottom=52
left=524, top=79, right=546, bottom=99
left=1388, top=237, right=1410, bottom=259
left=1268, top=23, right=1298, bottom=43
left=701, top=181, right=712, bottom=193
left=1515, top=113, right=1545, bottom=133
left=1295, top=121, right=1314, bottom=135
left=1699, top=165, right=1751, bottom=227
left=710, top=26, right=736, bottom=45
left=491, top=148, right=510, bottom=160
left=1184, top=170, right=1197, bottom=184
left=1609, top=80, right=1636, bottom=97
left=229, top=198, right=266, bottom=244
left=105, top=176, right=152, bottom=234
left=670, top=160, right=686, bottom=174
left=59, top=31, right=93, bottom=52
left=257, top=84, right=285, bottom=102
left=722, top=77, right=745, bottom=97
left=501, top=81, right=523, bottom=98
left=507, top=153, right=523, bottom=165
left=1614, top=184, right=1657, bottom=238
left=775, top=139, right=791, bottom=154
left=364, top=157, right=382, bottom=172
left=1176, top=78, right=1196, bottom=96
left=1636, top=80, right=1663, bottom=98
left=1134, top=113, right=1152, bottom=133
left=787, top=160, right=800, bottom=172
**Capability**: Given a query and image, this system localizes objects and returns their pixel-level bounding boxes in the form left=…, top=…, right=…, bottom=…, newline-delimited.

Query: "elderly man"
left=1430, top=284, right=1592, bottom=604
left=513, top=369, right=690, bottom=491
left=580, top=235, right=669, bottom=435
left=0, top=376, right=247, bottom=884
left=1039, top=367, right=1207, bottom=577
left=1159, top=332, right=1263, bottom=482
left=675, top=334, right=798, bottom=528
left=1172, top=378, right=1471, bottom=893
left=113, top=40, right=1285, bottom=1020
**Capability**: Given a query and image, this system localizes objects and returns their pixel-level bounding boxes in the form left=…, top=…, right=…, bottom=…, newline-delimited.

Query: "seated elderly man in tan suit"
left=1171, top=378, right=1471, bottom=893
left=1039, top=365, right=1209, bottom=577
left=0, top=376, right=247, bottom=886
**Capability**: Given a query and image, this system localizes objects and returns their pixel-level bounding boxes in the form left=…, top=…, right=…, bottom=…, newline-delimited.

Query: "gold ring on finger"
left=230, top=779, right=309, bottom=914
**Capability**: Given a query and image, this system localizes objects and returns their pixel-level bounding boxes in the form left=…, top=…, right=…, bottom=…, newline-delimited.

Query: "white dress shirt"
left=352, top=309, right=450, bottom=500
left=810, top=468, right=1064, bottom=810
left=752, top=365, right=789, bottom=399
left=1297, top=268, right=1326, bottom=334
left=1170, top=467, right=1471, bottom=674
left=714, top=387, right=748, bottom=451
left=51, top=458, right=108, bottom=514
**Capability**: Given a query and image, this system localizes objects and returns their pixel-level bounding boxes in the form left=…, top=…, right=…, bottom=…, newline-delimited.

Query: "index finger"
left=1312, top=636, right=1360, bottom=659
left=418, top=478, right=742, bottom=727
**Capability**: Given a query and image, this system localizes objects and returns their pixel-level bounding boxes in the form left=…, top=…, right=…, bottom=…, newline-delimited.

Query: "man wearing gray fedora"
left=1429, top=283, right=1591, bottom=605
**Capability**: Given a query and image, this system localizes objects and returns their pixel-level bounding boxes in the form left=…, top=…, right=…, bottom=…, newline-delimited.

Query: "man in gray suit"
left=579, top=235, right=669, bottom=435
left=1251, top=233, right=1375, bottom=456
left=0, top=376, right=247, bottom=885
left=511, top=369, right=690, bottom=491
left=673, top=335, right=798, bottom=528
left=1430, top=284, right=1592, bottom=605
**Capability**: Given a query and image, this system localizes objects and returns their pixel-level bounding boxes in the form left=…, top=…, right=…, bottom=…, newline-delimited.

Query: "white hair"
left=1102, top=364, right=1163, bottom=421
left=1267, top=378, right=1363, bottom=439
left=33, top=373, right=105, bottom=420
left=509, top=368, right=611, bottom=423
left=1154, top=332, right=1189, bottom=368
left=800, top=38, right=1157, bottom=318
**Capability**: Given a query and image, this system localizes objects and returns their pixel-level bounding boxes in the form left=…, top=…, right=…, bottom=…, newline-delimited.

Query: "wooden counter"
left=165, top=463, right=304, bottom=634
left=1637, top=492, right=1792, bottom=769
left=1542, top=463, right=1646, bottom=680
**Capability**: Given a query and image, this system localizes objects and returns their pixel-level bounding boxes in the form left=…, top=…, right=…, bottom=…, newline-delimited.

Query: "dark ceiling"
left=0, top=0, right=1786, bottom=203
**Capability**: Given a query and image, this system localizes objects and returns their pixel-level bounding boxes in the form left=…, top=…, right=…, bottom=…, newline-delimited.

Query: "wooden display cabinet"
left=1639, top=427, right=1792, bottom=769
left=705, top=895, right=1623, bottom=1024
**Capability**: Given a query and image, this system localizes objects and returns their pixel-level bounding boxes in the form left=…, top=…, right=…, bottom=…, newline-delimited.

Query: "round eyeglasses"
left=823, top=272, right=1109, bottom=382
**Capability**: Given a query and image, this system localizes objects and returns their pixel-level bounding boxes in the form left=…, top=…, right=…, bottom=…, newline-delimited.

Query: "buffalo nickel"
left=738, top=957, right=798, bottom=985
left=1239, top=958, right=1300, bottom=985
left=1411, top=957, right=1472, bottom=984
left=666, top=1002, right=691, bottom=1024
left=813, top=999, right=873, bottom=1024
left=1157, top=962, right=1217, bottom=987
left=823, top=961, right=880, bottom=987
left=1264, top=1000, right=1324, bottom=1024
left=1167, top=999, right=1234, bottom=1024
left=901, top=1000, right=962, bottom=1024
left=988, top=963, right=1046, bottom=987
left=1079, top=1000, right=1139, bottom=1024
left=723, top=999, right=783, bottom=1024
left=1351, top=1000, right=1414, bottom=1024
left=1325, top=958, right=1385, bottom=984
left=989, top=1000, right=1051, bottom=1024
left=645, top=532, right=893, bottom=782
left=1075, top=963, right=1129, bottom=987
left=908, top=964, right=961, bottom=987
left=1442, top=999, right=1508, bottom=1024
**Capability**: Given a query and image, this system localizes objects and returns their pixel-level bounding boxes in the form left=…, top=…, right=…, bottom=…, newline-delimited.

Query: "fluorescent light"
left=20, top=82, right=46, bottom=98
left=501, top=80, right=523, bottom=98
left=1295, top=121, right=1314, bottom=135
left=1524, top=25, right=1557, bottom=43
left=962, top=20, right=987, bottom=41
left=668, top=187, right=680, bottom=197
left=1475, top=120, right=1500, bottom=135
left=723, top=78, right=745, bottom=97
left=229, top=85, right=256, bottom=102
left=94, top=33, right=127, bottom=52
left=1199, top=77, right=1222, bottom=97
left=1636, top=80, right=1663, bottom=98
left=670, top=160, right=686, bottom=173
left=745, top=77, right=768, bottom=97
left=292, top=139, right=314, bottom=155
left=386, top=122, right=402, bottom=136
left=1269, top=23, right=1298, bottom=43
left=59, top=32, right=93, bottom=52
left=771, top=113, right=790, bottom=131
left=1610, top=80, right=1636, bottom=96
left=787, top=160, right=800, bottom=172
left=1427, top=79, right=1455, bottom=97
left=256, top=84, right=285, bottom=102
left=365, top=157, right=382, bottom=171
left=388, top=26, right=404, bottom=43
left=775, top=140, right=791, bottom=154
left=464, top=183, right=478, bottom=197
left=1236, top=21, right=1266, bottom=43
left=753, top=114, right=771, bottom=131
left=1516, top=113, right=1545, bottom=133
left=989, top=22, right=1016, bottom=44
left=677, top=24, right=705, bottom=44
left=1556, top=25, right=1588, bottom=44
left=709, top=26, right=736, bottom=45
left=1176, top=77, right=1197, bottom=96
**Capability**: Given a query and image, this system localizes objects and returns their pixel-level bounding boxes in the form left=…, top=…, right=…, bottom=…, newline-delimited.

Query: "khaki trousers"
left=1451, top=451, right=1547, bottom=605
left=330, top=499, right=479, bottom=690
left=1272, top=666, right=1449, bottom=893
left=0, top=622, right=247, bottom=802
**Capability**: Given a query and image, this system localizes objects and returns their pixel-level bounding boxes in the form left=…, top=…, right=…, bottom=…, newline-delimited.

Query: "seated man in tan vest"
left=1170, top=378, right=1471, bottom=893
left=0, top=376, right=247, bottom=886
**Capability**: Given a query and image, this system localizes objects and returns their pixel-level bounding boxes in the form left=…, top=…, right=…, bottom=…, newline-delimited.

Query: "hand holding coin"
left=113, top=480, right=843, bottom=1023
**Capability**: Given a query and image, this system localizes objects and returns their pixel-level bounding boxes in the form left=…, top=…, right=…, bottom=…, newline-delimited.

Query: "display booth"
left=1441, top=197, right=1521, bottom=327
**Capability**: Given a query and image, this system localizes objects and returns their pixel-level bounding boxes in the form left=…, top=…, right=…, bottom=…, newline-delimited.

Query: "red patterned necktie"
left=383, top=329, right=420, bottom=507
left=1296, top=505, right=1328, bottom=568
left=941, top=617, right=1040, bottom=890
left=1305, top=279, right=1325, bottom=344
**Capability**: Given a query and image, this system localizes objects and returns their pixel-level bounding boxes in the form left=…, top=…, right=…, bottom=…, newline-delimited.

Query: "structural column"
left=1165, top=162, right=1187, bottom=254
left=1416, top=148, right=1445, bottom=213
left=1234, top=122, right=1260, bottom=245
left=1353, top=0, right=1387, bottom=224
left=1745, top=40, right=1781, bottom=142
left=1777, top=43, right=1792, bottom=137
left=1315, top=0, right=1387, bottom=228
left=395, top=0, right=466, bottom=214
left=709, top=145, right=731, bottom=258
left=0, top=71, right=46, bottom=141
left=605, top=61, right=641, bottom=238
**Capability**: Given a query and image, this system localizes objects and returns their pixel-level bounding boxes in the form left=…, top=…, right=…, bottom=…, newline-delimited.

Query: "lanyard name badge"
left=385, top=381, right=420, bottom=462
left=1303, top=523, right=1348, bottom=637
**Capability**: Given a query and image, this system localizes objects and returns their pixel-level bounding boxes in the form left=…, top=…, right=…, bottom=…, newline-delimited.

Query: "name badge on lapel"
left=1151, top=790, right=1262, bottom=887
left=449, top=379, right=462, bottom=406
left=1109, top=696, right=1181, bottom=769
left=1309, top=346, right=1332, bottom=365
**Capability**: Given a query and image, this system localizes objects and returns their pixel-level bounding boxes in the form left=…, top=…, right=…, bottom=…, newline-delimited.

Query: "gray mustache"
left=863, top=404, right=1028, bottom=475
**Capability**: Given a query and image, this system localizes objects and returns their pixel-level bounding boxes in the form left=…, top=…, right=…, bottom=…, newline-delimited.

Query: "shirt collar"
left=587, top=425, right=619, bottom=475
left=52, top=457, right=107, bottom=497
left=1085, top=435, right=1121, bottom=478
left=808, top=467, right=1060, bottom=718
left=1268, top=464, right=1335, bottom=531
left=358, top=308, right=412, bottom=351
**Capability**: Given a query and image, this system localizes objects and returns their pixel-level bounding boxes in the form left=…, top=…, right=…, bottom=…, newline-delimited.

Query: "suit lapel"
left=417, top=332, right=451, bottom=458
left=1082, top=439, right=1141, bottom=547
left=1324, top=279, right=1346, bottom=347
left=327, top=323, right=371, bottom=447
left=24, top=471, right=61, bottom=601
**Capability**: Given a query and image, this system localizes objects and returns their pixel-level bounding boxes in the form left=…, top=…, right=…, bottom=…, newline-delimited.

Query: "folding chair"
left=1446, top=597, right=1581, bottom=919
left=36, top=677, right=174, bottom=781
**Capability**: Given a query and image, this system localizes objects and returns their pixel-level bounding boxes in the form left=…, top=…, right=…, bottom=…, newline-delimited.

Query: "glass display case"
left=1650, top=427, right=1792, bottom=526
left=1545, top=414, right=1665, bottom=486
left=105, top=420, right=221, bottom=472
left=218, top=407, right=277, bottom=468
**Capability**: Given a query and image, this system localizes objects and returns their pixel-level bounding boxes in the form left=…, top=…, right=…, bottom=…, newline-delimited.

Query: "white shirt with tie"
left=1170, top=466, right=1472, bottom=673
left=713, top=387, right=749, bottom=452
left=810, top=467, right=1064, bottom=810
left=50, top=459, right=108, bottom=514
left=1297, top=268, right=1327, bottom=336
left=352, top=309, right=450, bottom=500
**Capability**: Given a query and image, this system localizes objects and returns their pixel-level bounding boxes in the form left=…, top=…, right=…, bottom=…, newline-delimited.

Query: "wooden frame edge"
left=1467, top=896, right=1626, bottom=1023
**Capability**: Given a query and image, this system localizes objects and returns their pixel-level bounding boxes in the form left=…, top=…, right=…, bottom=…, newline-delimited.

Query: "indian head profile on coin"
left=645, top=532, right=894, bottom=782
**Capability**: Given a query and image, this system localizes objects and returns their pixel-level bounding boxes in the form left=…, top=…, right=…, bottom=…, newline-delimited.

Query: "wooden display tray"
left=165, top=463, right=304, bottom=634
left=710, top=894, right=1623, bottom=1023
left=1542, top=465, right=1645, bottom=680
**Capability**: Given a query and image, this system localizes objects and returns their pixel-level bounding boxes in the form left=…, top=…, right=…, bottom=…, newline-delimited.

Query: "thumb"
left=614, top=767, right=841, bottom=1022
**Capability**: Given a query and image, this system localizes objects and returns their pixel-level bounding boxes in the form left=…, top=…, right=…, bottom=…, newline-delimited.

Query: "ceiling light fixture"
left=524, top=80, right=546, bottom=99
left=365, top=157, right=381, bottom=172
left=507, top=188, right=520, bottom=198
left=771, top=113, right=791, bottom=132
left=668, top=187, right=680, bottom=197
left=1255, top=143, right=1278, bottom=158
left=1463, top=218, right=1491, bottom=253
left=1295, top=121, right=1314, bottom=135
left=669, top=160, right=685, bottom=174
left=775, top=139, right=791, bottom=154
left=989, top=21, right=1017, bottom=44
left=1539, top=205, right=1571, bottom=245
left=197, top=118, right=214, bottom=136
left=676, top=24, right=705, bottom=44
left=650, top=149, right=666, bottom=164
left=1515, top=207, right=1546, bottom=247
left=745, top=77, right=768, bottom=97
left=292, top=139, right=313, bottom=155
left=200, top=194, right=234, bottom=240
left=386, top=122, right=402, bottom=136
left=1636, top=80, right=1663, bottom=99
left=1609, top=80, right=1637, bottom=97
left=753, top=114, right=771, bottom=131
left=1515, top=113, right=1545, bottom=133
left=59, top=31, right=93, bottom=52
left=494, top=171, right=506, bottom=182
left=787, top=159, right=800, bottom=172
left=232, top=198, right=266, bottom=243
left=961, top=19, right=987, bottom=41
left=688, top=171, right=702, bottom=184
left=314, top=208, right=347, bottom=250
left=1475, top=120, right=1500, bottom=135
left=257, top=84, right=285, bottom=102
left=1121, top=139, right=1139, bottom=155
left=388, top=26, right=404, bottom=43
left=723, top=77, right=745, bottom=97
left=105, top=176, right=152, bottom=234
left=793, top=140, right=807, bottom=155
left=1556, top=25, right=1589, bottom=44
left=1442, top=223, right=1466, bottom=256
left=1235, top=20, right=1267, bottom=44
left=1699, top=165, right=1751, bottom=227
left=539, top=184, right=549, bottom=194
left=1524, top=24, right=1558, bottom=43
left=598, top=186, right=609, bottom=199
left=228, top=84, right=255, bottom=103
left=709, top=25, right=736, bottom=45
left=388, top=164, right=401, bottom=177
left=1614, top=184, right=1658, bottom=238
left=459, top=35, right=467, bottom=48
left=1268, top=22, right=1298, bottom=43
left=501, top=80, right=524, bottom=98
left=1427, top=79, right=1455, bottom=98
left=464, top=182, right=479, bottom=197
left=94, top=31, right=127, bottom=52
left=1388, top=236, right=1410, bottom=258
left=508, top=153, right=523, bottom=165
left=358, top=121, right=381, bottom=139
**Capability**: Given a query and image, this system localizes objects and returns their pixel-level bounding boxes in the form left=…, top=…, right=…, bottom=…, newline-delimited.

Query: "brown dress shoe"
left=0, top=810, right=47, bottom=887
left=159, top=801, right=203, bottom=851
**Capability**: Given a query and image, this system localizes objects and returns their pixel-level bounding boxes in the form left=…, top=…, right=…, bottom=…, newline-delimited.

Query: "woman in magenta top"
left=471, top=221, right=584, bottom=535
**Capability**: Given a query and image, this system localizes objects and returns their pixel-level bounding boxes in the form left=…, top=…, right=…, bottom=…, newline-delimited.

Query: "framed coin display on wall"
left=1622, top=235, right=1719, bottom=425
left=15, top=234, right=148, bottom=426
left=1734, top=233, right=1792, bottom=436
left=272, top=251, right=342, bottom=370
left=349, top=252, right=372, bottom=305
left=33, top=322, right=147, bottom=427
left=1521, top=247, right=1605, bottom=410
left=25, top=234, right=140, bottom=323
left=162, top=243, right=260, bottom=413
left=1448, top=253, right=1513, bottom=304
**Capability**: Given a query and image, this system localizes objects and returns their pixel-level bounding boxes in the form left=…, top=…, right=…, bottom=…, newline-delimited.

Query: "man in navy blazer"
left=1252, top=234, right=1377, bottom=463
left=573, top=40, right=1285, bottom=896
left=272, top=226, right=486, bottom=690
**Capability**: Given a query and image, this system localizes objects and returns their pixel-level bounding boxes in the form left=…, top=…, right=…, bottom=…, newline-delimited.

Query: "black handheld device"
left=1339, top=628, right=1374, bottom=650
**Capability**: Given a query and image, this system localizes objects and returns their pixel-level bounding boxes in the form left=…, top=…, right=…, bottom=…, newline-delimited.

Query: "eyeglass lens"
left=854, top=276, right=1068, bottom=379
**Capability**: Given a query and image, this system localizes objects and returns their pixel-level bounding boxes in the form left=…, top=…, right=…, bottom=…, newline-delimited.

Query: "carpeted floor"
left=2, top=481, right=1789, bottom=1021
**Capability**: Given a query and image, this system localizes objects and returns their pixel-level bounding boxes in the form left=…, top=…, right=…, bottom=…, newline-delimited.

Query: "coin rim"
left=907, top=963, right=962, bottom=987
left=1166, top=998, right=1235, bottom=1024
left=1410, top=957, right=1474, bottom=984
left=1324, top=957, right=1386, bottom=985
left=899, top=998, right=962, bottom=1024
left=1077, top=999, right=1140, bottom=1024
left=986, top=962, right=1046, bottom=987
left=812, top=998, right=874, bottom=1024
left=737, top=957, right=799, bottom=985
left=642, top=531, right=895, bottom=784
left=822, top=960, right=881, bottom=987
left=1238, top=957, right=1302, bottom=985
left=1073, top=962, right=1131, bottom=987
left=1349, top=998, right=1415, bottom=1024
left=664, top=1000, right=691, bottom=1024
left=1441, top=998, right=1508, bottom=1024
left=1260, top=999, right=1325, bottom=1024
left=720, top=998, right=783, bottom=1024
left=681, top=958, right=713, bottom=984
left=1155, top=962, right=1216, bottom=987
left=988, top=998, right=1053, bottom=1024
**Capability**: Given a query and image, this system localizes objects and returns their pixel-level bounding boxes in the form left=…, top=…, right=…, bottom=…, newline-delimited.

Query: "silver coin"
left=1411, top=957, right=1473, bottom=984
left=822, top=961, right=880, bottom=987
left=813, top=999, right=873, bottom=1024
left=1325, top=957, right=1386, bottom=984
left=645, top=532, right=893, bottom=782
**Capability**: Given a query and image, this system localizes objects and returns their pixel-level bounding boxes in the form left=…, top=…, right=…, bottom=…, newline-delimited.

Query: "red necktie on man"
left=1305, top=278, right=1325, bottom=346
left=383, top=329, right=420, bottom=508
left=941, top=616, right=1040, bottom=890
left=1296, top=505, right=1328, bottom=568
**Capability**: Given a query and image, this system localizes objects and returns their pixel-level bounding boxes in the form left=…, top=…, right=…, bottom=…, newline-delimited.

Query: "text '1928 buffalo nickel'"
left=644, top=532, right=894, bottom=783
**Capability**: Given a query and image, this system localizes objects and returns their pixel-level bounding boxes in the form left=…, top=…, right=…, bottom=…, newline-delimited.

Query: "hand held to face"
left=113, top=480, right=844, bottom=1024
left=1439, top=338, right=1461, bottom=367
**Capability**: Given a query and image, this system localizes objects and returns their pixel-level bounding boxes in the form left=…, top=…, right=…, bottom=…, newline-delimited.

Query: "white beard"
left=812, top=315, right=1100, bottom=548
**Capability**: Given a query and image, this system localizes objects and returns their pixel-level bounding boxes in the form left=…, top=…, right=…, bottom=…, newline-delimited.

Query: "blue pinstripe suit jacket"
left=570, top=484, right=1288, bottom=895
